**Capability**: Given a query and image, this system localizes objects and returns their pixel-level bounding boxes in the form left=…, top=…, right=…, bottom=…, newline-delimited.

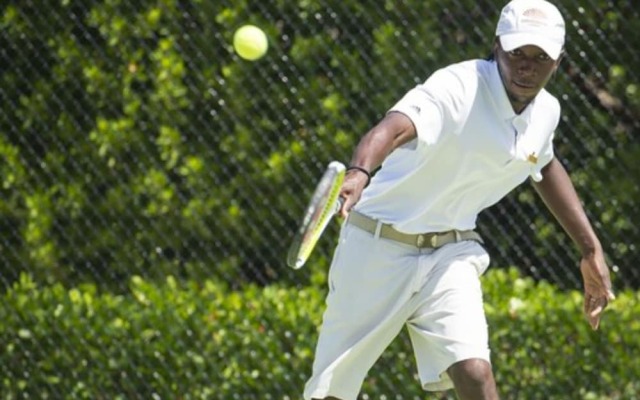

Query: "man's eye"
left=509, top=50, right=522, bottom=57
left=538, top=54, right=551, bottom=61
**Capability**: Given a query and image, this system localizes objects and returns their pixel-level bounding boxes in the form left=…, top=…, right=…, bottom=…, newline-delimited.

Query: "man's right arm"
left=338, top=111, right=417, bottom=217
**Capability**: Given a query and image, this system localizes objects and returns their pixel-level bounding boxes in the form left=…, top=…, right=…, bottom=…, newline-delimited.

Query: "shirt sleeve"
left=388, top=67, right=470, bottom=146
left=387, top=85, right=444, bottom=145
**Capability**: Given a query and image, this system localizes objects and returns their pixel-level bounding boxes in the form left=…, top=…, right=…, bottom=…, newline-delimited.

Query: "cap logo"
left=522, top=8, right=547, bottom=19
left=521, top=8, right=548, bottom=27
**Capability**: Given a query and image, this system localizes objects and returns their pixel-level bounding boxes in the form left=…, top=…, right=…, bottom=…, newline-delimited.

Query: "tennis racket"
left=287, top=161, right=346, bottom=269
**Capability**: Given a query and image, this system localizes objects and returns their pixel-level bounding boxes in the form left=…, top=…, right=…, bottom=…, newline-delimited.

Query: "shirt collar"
left=487, top=60, right=535, bottom=123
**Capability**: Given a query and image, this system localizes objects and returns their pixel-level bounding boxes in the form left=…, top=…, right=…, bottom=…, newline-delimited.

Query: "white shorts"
left=303, top=221, right=492, bottom=400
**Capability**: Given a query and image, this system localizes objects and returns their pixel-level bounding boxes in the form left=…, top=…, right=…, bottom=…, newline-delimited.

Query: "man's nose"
left=518, top=58, right=536, bottom=75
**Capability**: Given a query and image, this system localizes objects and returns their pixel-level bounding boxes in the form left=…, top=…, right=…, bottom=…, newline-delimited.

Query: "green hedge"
left=1, top=268, right=636, bottom=399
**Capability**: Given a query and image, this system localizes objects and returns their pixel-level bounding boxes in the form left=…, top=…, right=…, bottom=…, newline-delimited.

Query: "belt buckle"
left=416, top=233, right=438, bottom=248
left=430, top=234, right=438, bottom=247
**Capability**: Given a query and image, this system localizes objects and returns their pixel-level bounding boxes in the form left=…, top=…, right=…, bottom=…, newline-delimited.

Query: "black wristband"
left=346, top=165, right=371, bottom=187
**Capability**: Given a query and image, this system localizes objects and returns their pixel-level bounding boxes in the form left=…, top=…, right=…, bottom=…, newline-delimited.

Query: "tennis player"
left=304, top=0, right=615, bottom=399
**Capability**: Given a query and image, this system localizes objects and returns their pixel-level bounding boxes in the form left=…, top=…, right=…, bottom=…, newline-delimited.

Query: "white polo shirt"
left=355, top=59, right=560, bottom=234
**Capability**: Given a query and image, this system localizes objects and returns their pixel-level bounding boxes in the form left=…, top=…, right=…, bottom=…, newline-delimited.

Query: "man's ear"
left=492, top=38, right=500, bottom=57
left=553, top=49, right=565, bottom=72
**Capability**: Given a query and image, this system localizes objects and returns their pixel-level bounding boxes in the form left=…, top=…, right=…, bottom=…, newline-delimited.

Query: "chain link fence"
left=0, top=0, right=638, bottom=398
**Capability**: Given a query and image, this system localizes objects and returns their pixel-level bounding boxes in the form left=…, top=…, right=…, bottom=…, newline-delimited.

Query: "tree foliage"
left=0, top=0, right=638, bottom=289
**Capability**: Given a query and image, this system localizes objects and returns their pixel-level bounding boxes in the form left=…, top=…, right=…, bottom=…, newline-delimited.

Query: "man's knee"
left=449, top=358, right=493, bottom=383
left=448, top=358, right=498, bottom=399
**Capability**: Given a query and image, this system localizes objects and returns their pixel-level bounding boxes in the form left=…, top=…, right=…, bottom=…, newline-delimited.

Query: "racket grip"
left=333, top=196, right=345, bottom=215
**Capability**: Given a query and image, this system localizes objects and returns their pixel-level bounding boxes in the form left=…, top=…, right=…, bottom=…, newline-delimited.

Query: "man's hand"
left=580, top=250, right=615, bottom=330
left=338, top=170, right=369, bottom=218
left=336, top=112, right=418, bottom=219
left=532, top=159, right=615, bottom=330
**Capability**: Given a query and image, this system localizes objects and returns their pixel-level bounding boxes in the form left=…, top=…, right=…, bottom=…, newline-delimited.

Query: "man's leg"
left=303, top=223, right=422, bottom=399
left=448, top=359, right=499, bottom=400
left=406, top=241, right=494, bottom=394
left=311, top=360, right=499, bottom=400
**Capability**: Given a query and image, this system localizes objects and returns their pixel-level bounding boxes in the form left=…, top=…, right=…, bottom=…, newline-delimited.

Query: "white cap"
left=496, top=0, right=565, bottom=60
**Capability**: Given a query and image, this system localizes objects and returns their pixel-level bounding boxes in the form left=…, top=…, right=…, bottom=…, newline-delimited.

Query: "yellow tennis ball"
left=233, top=25, right=268, bottom=61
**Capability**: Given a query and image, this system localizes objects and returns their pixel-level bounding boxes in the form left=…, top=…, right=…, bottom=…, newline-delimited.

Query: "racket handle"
left=333, top=196, right=345, bottom=215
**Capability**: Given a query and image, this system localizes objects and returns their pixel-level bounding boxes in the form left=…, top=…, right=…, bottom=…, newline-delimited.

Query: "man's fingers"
left=338, top=193, right=357, bottom=219
left=338, top=198, right=350, bottom=219
left=589, top=303, right=605, bottom=317
left=589, top=316, right=600, bottom=330
left=586, top=304, right=602, bottom=330
left=584, top=294, right=610, bottom=330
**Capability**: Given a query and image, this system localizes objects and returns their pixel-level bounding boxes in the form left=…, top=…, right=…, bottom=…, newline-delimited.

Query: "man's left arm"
left=532, top=157, right=615, bottom=330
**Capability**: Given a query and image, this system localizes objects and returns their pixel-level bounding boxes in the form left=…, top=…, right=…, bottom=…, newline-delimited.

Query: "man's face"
left=493, top=40, right=562, bottom=113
